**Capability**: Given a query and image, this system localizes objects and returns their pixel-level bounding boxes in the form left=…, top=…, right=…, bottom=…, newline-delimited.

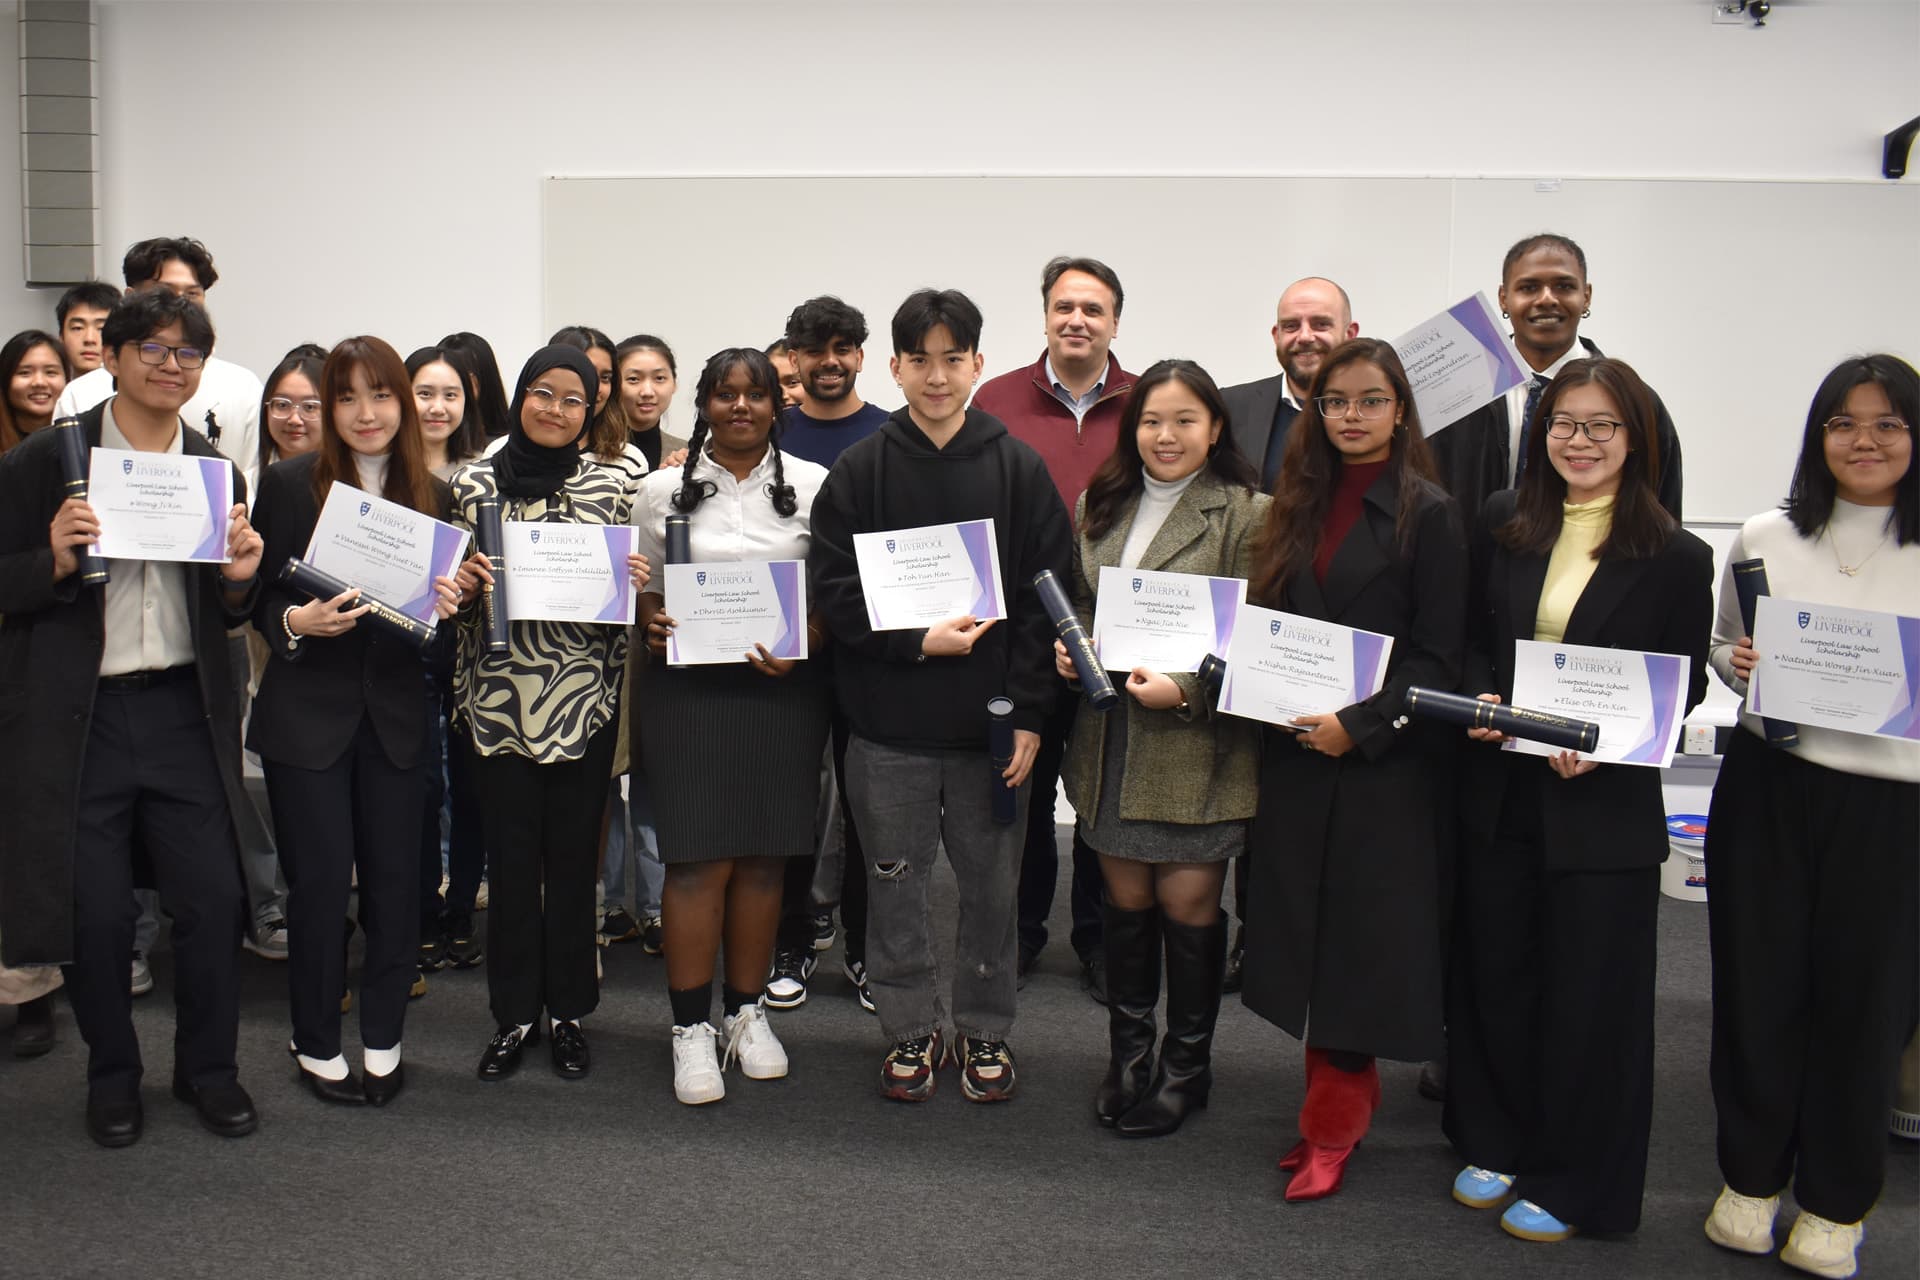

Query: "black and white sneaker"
left=844, top=958, right=876, bottom=1014
left=598, top=907, right=640, bottom=946
left=810, top=910, right=836, bottom=952
left=764, top=947, right=816, bottom=1009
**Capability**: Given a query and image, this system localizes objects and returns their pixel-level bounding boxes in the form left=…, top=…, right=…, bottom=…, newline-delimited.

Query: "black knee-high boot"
left=1095, top=904, right=1162, bottom=1126
left=1116, top=911, right=1224, bottom=1138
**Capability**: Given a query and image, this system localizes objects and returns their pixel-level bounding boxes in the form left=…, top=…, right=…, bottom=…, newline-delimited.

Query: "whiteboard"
left=544, top=175, right=1919, bottom=523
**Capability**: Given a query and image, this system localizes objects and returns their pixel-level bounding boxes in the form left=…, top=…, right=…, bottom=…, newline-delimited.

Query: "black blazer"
left=1219, top=373, right=1304, bottom=489
left=0, top=403, right=256, bottom=965
left=1460, top=489, right=1713, bottom=871
left=246, top=453, right=450, bottom=772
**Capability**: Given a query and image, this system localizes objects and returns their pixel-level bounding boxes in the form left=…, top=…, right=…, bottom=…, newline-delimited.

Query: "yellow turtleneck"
left=1532, top=495, right=1614, bottom=643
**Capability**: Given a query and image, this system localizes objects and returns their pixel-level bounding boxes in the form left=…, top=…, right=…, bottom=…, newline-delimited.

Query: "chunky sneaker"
left=810, top=910, right=836, bottom=952
left=765, top=947, right=816, bottom=1009
left=130, top=952, right=153, bottom=998
left=670, top=1022, right=725, bottom=1105
left=1780, top=1211, right=1863, bottom=1279
left=1453, top=1165, right=1516, bottom=1210
left=879, top=1031, right=946, bottom=1102
left=244, top=917, right=290, bottom=961
left=722, top=1003, right=789, bottom=1080
left=1501, top=1198, right=1576, bottom=1243
left=598, top=907, right=640, bottom=946
left=1704, top=1186, right=1780, bottom=1255
left=417, top=934, right=449, bottom=974
left=443, top=911, right=483, bottom=969
left=844, top=958, right=876, bottom=1014
left=640, top=914, right=664, bottom=956
left=959, top=1037, right=1017, bottom=1103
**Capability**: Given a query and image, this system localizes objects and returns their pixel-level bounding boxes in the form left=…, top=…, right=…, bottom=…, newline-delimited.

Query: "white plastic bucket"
left=1661, top=813, right=1709, bottom=901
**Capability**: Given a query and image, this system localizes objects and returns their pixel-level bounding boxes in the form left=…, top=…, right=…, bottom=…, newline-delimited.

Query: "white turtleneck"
left=1119, top=470, right=1200, bottom=570
left=354, top=450, right=390, bottom=496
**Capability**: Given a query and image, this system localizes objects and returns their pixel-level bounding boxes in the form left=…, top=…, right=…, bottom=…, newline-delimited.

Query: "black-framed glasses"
left=1545, top=414, right=1622, bottom=443
left=1823, top=416, right=1910, bottom=444
left=526, top=386, right=590, bottom=417
left=267, top=397, right=323, bottom=419
left=1314, top=394, right=1395, bottom=419
left=135, top=342, right=207, bottom=370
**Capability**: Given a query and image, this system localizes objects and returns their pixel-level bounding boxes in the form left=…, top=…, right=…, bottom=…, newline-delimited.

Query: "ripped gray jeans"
left=844, top=733, right=1029, bottom=1043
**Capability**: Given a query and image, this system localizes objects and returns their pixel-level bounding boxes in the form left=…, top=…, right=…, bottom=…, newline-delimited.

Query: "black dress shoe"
left=292, top=1061, right=366, bottom=1106
left=173, top=1077, right=259, bottom=1137
left=363, top=1063, right=405, bottom=1107
left=86, top=1090, right=144, bottom=1148
left=550, top=1020, right=590, bottom=1079
left=477, top=1022, right=537, bottom=1082
left=1418, top=1057, right=1447, bottom=1102
left=12, top=992, right=56, bottom=1058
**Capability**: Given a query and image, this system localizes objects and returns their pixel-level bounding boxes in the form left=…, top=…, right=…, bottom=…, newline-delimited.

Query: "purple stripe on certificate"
left=1350, top=630, right=1389, bottom=700
left=1454, top=295, right=1526, bottom=389
left=1208, top=577, right=1241, bottom=655
left=768, top=560, right=804, bottom=658
left=188, top=458, right=231, bottom=561
left=1626, top=653, right=1684, bottom=764
left=1879, top=616, right=1920, bottom=740
left=958, top=520, right=1001, bottom=618
left=594, top=527, right=632, bottom=623
left=400, top=522, right=470, bottom=622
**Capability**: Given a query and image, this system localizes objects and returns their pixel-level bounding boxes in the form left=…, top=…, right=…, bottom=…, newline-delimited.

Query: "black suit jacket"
left=0, top=404, right=256, bottom=965
left=1220, top=374, right=1301, bottom=488
left=1459, top=489, right=1713, bottom=872
left=246, top=453, right=450, bottom=772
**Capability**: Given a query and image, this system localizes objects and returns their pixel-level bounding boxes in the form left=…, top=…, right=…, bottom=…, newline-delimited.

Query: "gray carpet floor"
left=2, top=842, right=1913, bottom=1280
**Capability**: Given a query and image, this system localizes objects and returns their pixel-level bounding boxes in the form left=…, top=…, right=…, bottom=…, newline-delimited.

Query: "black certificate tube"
left=1404, top=686, right=1600, bottom=754
left=1731, top=557, right=1800, bottom=749
left=988, top=696, right=1017, bottom=826
left=1033, top=569, right=1118, bottom=711
left=473, top=497, right=510, bottom=656
left=665, top=513, right=692, bottom=566
left=1197, top=653, right=1227, bottom=704
left=54, top=417, right=109, bottom=587
left=279, top=558, right=436, bottom=655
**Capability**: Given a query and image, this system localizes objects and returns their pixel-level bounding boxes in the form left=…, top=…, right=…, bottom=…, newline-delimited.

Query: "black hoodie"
left=809, top=406, right=1070, bottom=749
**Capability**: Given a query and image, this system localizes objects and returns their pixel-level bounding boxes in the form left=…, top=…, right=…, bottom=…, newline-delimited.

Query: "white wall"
left=1, top=0, right=1915, bottom=379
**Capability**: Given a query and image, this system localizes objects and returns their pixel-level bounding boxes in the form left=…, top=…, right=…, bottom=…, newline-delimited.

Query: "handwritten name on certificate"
left=1394, top=292, right=1530, bottom=436
left=665, top=560, right=808, bottom=667
left=88, top=447, right=233, bottom=563
left=305, top=483, right=471, bottom=625
left=1750, top=597, right=1920, bottom=742
left=1092, top=567, right=1244, bottom=674
left=501, top=522, right=637, bottom=625
left=1218, top=605, right=1394, bottom=728
left=852, top=519, right=1005, bottom=632
left=1506, top=640, right=1689, bottom=767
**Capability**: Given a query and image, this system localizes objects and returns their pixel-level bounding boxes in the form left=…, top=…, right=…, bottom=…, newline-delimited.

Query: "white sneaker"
left=130, top=952, right=153, bottom=998
left=722, top=1003, right=790, bottom=1080
left=1704, top=1185, right=1779, bottom=1255
left=1780, top=1211, right=1863, bottom=1279
left=670, top=1022, right=725, bottom=1105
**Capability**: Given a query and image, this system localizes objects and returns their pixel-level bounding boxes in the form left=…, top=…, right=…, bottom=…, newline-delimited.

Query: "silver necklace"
left=1826, top=521, right=1890, bottom=577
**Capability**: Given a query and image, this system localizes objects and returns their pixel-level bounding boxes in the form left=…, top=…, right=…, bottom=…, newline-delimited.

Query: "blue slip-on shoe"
left=1453, top=1165, right=1516, bottom=1209
left=1501, top=1198, right=1576, bottom=1242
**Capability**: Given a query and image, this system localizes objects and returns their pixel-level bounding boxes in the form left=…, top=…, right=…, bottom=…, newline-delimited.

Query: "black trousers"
left=777, top=711, right=868, bottom=963
left=1016, top=683, right=1103, bottom=959
left=1442, top=775, right=1661, bottom=1234
left=1707, top=731, right=1919, bottom=1224
left=265, top=714, right=424, bottom=1059
left=474, top=722, right=616, bottom=1026
left=64, top=676, right=246, bottom=1095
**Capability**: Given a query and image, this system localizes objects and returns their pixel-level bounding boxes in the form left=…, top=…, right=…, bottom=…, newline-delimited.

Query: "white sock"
left=364, top=1044, right=401, bottom=1077
left=297, top=1052, right=348, bottom=1081
left=515, top=1021, right=532, bottom=1042
left=549, top=1015, right=577, bottom=1034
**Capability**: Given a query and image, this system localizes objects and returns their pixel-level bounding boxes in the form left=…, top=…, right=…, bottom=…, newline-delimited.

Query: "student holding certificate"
left=1444, top=358, right=1710, bottom=1243
left=631, top=346, right=829, bottom=1105
left=1055, top=360, right=1266, bottom=1137
left=1700, top=355, right=1918, bottom=1280
left=249, top=336, right=465, bottom=1107
left=1239, top=338, right=1467, bottom=1201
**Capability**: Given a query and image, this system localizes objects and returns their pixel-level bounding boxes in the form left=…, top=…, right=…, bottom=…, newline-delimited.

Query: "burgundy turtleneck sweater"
left=1314, top=458, right=1389, bottom=584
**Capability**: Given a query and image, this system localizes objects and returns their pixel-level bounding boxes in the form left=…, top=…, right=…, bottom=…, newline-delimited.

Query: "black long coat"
left=0, top=405, right=255, bottom=966
left=1241, top=468, right=1468, bottom=1062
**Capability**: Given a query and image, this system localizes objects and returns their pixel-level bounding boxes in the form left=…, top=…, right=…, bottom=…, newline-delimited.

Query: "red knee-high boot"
left=1281, top=1047, right=1379, bottom=1202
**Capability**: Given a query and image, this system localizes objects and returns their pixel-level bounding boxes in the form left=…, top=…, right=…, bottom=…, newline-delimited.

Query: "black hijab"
left=494, top=344, right=600, bottom=500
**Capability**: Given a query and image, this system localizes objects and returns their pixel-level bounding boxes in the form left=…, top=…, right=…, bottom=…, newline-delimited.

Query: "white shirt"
left=60, top=356, right=263, bottom=495
left=1502, top=341, right=1587, bottom=487
left=98, top=401, right=196, bottom=676
left=632, top=446, right=828, bottom=572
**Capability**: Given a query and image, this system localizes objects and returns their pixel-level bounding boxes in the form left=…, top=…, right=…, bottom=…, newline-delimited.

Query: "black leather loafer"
left=363, top=1063, right=405, bottom=1107
left=12, top=993, right=56, bottom=1058
left=173, top=1077, right=260, bottom=1137
left=292, top=1062, right=365, bottom=1106
left=549, top=1020, right=590, bottom=1079
left=87, top=1091, right=144, bottom=1148
left=477, top=1022, right=537, bottom=1082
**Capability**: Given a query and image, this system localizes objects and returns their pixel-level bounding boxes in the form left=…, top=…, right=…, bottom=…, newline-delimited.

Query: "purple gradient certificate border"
left=765, top=559, right=806, bottom=659
left=855, top=519, right=1006, bottom=631
left=395, top=521, right=472, bottom=624
left=88, top=448, right=233, bottom=563
left=664, top=560, right=806, bottom=665
left=955, top=520, right=1002, bottom=619
left=1752, top=597, right=1920, bottom=742
left=593, top=525, right=637, bottom=625
left=187, top=456, right=233, bottom=561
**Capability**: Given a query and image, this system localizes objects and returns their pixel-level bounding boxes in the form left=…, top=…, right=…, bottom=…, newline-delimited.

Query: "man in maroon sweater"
left=970, top=256, right=1137, bottom=1002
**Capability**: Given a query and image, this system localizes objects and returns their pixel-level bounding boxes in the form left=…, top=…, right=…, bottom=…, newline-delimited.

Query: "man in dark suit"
left=0, top=288, right=263, bottom=1147
left=1221, top=276, right=1359, bottom=491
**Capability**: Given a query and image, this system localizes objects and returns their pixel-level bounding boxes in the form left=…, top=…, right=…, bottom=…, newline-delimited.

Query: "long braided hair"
left=672, top=346, right=799, bottom=518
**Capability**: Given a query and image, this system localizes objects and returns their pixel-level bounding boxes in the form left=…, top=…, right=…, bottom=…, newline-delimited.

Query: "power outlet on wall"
left=1682, top=724, right=1718, bottom=756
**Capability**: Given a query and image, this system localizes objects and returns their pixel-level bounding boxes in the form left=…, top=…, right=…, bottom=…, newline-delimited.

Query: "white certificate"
left=1506, top=639, right=1690, bottom=767
left=88, top=447, right=233, bottom=563
left=501, top=522, right=637, bottom=625
left=305, top=483, right=470, bottom=625
left=852, top=519, right=1006, bottom=632
left=1092, top=567, right=1245, bottom=674
left=1394, top=292, right=1531, bottom=435
left=1749, top=596, right=1920, bottom=742
left=664, top=560, right=808, bottom=666
left=1219, top=605, right=1395, bottom=728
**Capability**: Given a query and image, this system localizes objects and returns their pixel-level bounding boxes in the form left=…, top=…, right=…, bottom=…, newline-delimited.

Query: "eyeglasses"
left=1313, top=395, right=1395, bottom=419
left=134, top=342, right=207, bottom=370
left=526, top=386, right=590, bottom=417
left=267, top=397, right=323, bottom=420
left=1823, top=416, right=1910, bottom=444
left=1545, top=414, right=1622, bottom=443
